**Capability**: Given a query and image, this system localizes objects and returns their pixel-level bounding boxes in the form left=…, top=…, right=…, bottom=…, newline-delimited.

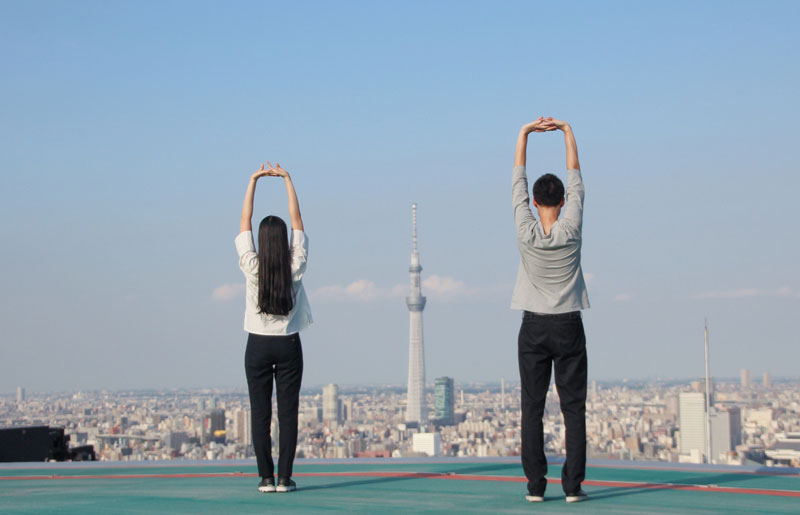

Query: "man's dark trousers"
left=518, top=310, right=587, bottom=496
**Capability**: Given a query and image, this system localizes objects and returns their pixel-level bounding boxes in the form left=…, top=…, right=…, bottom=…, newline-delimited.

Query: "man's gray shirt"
left=511, top=165, right=590, bottom=313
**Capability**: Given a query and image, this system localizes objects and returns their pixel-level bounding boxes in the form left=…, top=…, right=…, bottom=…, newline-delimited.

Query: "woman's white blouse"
left=235, top=230, right=313, bottom=335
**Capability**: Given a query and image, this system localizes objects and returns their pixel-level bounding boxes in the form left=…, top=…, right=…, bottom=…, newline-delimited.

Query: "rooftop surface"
left=1, top=457, right=799, bottom=514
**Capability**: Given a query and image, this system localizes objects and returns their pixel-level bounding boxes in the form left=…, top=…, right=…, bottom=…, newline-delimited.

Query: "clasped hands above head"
left=251, top=161, right=290, bottom=181
left=522, top=116, right=570, bottom=134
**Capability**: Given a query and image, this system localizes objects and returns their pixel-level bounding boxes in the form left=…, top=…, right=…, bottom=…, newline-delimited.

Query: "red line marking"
left=587, top=462, right=800, bottom=478
left=0, top=473, right=258, bottom=481
left=580, top=478, right=800, bottom=498
left=1, top=470, right=798, bottom=498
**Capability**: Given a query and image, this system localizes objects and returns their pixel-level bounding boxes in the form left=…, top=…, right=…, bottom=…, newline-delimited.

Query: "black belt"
left=523, top=310, right=581, bottom=320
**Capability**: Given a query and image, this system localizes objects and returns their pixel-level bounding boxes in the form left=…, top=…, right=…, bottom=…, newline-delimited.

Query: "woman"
left=236, top=161, right=312, bottom=493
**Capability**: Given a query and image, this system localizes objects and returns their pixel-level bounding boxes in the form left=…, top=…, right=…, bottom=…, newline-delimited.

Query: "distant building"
left=740, top=369, right=751, bottom=389
left=232, top=409, right=252, bottom=446
left=412, top=432, right=441, bottom=457
left=747, top=407, right=774, bottom=429
left=342, top=398, right=354, bottom=422
left=766, top=433, right=800, bottom=466
left=207, top=408, right=226, bottom=443
left=16, top=387, right=25, bottom=403
left=210, top=409, right=225, bottom=432
left=302, top=406, right=322, bottom=423
left=679, top=392, right=706, bottom=462
left=70, top=432, right=88, bottom=446
left=762, top=372, right=771, bottom=388
left=665, top=394, right=679, bottom=420
left=710, top=406, right=742, bottom=463
left=625, top=436, right=641, bottom=454
left=166, top=431, right=189, bottom=452
left=323, top=384, right=341, bottom=424
left=434, top=377, right=455, bottom=426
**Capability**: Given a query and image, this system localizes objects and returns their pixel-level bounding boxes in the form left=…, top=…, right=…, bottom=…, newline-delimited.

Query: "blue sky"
left=1, top=1, right=798, bottom=392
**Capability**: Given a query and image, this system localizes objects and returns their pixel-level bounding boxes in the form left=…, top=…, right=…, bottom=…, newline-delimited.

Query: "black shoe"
left=565, top=489, right=587, bottom=503
left=276, top=477, right=296, bottom=493
left=258, top=477, right=276, bottom=493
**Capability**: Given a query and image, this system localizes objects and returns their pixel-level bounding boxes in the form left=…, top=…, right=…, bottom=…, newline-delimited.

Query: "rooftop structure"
left=1, top=457, right=798, bottom=513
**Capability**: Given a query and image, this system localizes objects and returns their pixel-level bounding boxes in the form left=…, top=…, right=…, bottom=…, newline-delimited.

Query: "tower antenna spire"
left=412, top=203, right=418, bottom=252
left=704, top=318, right=712, bottom=463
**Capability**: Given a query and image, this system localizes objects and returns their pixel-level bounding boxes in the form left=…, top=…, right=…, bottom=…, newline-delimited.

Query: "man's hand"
left=521, top=116, right=556, bottom=135
left=541, top=117, right=571, bottom=132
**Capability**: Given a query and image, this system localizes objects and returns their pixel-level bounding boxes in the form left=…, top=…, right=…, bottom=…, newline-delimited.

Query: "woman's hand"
left=250, top=163, right=271, bottom=182
left=265, top=161, right=290, bottom=178
left=541, top=117, right=571, bottom=132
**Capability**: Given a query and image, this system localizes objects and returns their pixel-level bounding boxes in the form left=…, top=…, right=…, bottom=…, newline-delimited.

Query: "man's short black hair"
left=533, top=173, right=565, bottom=207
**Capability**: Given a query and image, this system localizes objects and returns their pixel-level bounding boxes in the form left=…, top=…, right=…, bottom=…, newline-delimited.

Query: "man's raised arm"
left=513, top=117, right=552, bottom=240
left=543, top=118, right=584, bottom=231
left=542, top=117, right=580, bottom=171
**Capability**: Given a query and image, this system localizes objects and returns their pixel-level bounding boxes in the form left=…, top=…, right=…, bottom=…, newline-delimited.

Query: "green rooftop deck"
left=1, top=458, right=798, bottom=514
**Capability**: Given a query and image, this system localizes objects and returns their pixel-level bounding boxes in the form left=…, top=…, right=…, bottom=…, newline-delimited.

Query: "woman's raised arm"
left=240, top=164, right=270, bottom=233
left=266, top=161, right=304, bottom=231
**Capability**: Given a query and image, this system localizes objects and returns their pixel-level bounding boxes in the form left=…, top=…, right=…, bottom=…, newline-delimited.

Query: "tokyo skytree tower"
left=405, top=203, right=427, bottom=424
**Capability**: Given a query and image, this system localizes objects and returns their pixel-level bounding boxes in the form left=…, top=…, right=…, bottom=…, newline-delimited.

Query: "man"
left=512, top=116, right=589, bottom=503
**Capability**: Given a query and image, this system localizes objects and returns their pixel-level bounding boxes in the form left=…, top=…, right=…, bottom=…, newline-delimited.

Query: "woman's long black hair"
left=256, top=216, right=294, bottom=316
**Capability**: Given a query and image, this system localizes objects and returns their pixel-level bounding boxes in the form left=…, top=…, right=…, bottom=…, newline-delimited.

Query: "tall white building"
left=406, top=203, right=427, bottom=424
left=679, top=392, right=707, bottom=462
left=232, top=408, right=252, bottom=446
left=762, top=372, right=771, bottom=388
left=740, top=368, right=751, bottom=389
left=16, top=387, right=25, bottom=403
left=323, top=384, right=341, bottom=424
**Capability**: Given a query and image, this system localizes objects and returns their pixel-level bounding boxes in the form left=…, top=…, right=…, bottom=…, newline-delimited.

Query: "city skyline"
left=1, top=2, right=799, bottom=392
left=4, top=377, right=797, bottom=467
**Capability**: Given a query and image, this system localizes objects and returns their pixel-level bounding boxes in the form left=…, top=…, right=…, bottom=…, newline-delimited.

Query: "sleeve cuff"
left=292, top=229, right=306, bottom=246
left=235, top=231, right=256, bottom=256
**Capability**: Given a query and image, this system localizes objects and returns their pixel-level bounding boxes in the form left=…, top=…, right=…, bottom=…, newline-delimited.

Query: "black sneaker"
left=276, top=477, right=296, bottom=493
left=565, top=489, right=587, bottom=503
left=258, top=477, right=276, bottom=493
